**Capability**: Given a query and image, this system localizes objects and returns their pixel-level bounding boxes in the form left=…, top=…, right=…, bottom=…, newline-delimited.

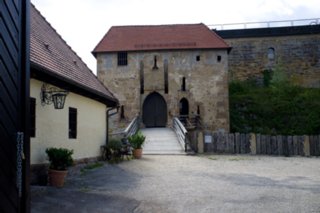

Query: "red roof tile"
left=30, top=4, right=118, bottom=106
left=93, top=23, right=230, bottom=54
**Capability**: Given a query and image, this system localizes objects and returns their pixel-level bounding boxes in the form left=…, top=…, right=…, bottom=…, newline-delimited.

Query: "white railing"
left=173, top=117, right=188, bottom=152
left=209, top=18, right=320, bottom=30
left=111, top=116, right=140, bottom=139
left=123, top=116, right=140, bottom=138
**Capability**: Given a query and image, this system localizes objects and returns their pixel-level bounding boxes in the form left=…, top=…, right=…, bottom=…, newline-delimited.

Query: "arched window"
left=268, top=47, right=275, bottom=60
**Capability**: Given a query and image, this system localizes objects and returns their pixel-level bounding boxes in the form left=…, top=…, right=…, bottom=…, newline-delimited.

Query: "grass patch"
left=228, top=156, right=251, bottom=161
left=80, top=162, right=104, bottom=175
left=208, top=156, right=218, bottom=160
left=79, top=186, right=91, bottom=192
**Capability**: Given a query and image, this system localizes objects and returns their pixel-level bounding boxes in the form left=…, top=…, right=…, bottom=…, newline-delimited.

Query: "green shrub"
left=46, top=147, right=73, bottom=170
left=229, top=80, right=320, bottom=135
left=105, top=138, right=123, bottom=163
left=106, top=138, right=122, bottom=150
left=128, top=131, right=146, bottom=149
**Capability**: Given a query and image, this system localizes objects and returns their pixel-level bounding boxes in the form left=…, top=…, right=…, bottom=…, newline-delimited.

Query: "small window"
left=181, top=77, right=186, bottom=91
left=140, top=61, right=144, bottom=94
left=164, top=59, right=169, bottom=94
left=30, top=97, right=36, bottom=137
left=217, top=55, right=222, bottom=62
left=153, top=55, right=159, bottom=70
left=117, top=52, right=128, bottom=66
left=197, top=105, right=200, bottom=115
left=268, top=47, right=275, bottom=60
left=120, top=105, right=125, bottom=119
left=69, top=107, right=77, bottom=139
left=196, top=55, right=200, bottom=61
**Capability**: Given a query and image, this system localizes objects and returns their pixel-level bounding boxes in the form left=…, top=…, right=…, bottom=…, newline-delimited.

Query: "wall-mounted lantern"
left=40, top=83, right=69, bottom=109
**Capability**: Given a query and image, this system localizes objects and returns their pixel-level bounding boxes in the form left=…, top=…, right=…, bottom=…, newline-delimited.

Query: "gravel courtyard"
left=31, top=155, right=320, bottom=213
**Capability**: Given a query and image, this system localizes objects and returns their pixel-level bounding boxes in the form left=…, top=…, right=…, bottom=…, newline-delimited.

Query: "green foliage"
left=229, top=80, right=320, bottom=135
left=263, top=70, right=272, bottom=87
left=107, top=138, right=122, bottom=150
left=46, top=147, right=73, bottom=170
left=269, top=64, right=288, bottom=88
left=105, top=138, right=124, bottom=163
left=80, top=162, right=104, bottom=175
left=128, top=131, right=146, bottom=149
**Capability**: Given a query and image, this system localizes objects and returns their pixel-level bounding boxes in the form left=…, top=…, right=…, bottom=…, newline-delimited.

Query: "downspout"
left=106, top=106, right=119, bottom=146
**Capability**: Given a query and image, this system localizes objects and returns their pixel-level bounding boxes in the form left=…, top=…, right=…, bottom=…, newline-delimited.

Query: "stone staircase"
left=141, top=128, right=186, bottom=155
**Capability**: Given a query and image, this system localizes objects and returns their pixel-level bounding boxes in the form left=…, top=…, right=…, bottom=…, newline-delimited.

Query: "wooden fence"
left=200, top=132, right=320, bottom=157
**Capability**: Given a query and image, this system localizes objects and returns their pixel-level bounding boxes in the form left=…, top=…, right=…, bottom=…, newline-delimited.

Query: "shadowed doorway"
left=143, top=92, right=167, bottom=127
left=179, top=98, right=189, bottom=116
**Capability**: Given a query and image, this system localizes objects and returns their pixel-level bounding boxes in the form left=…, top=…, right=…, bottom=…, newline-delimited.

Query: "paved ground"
left=142, top=128, right=185, bottom=155
left=31, top=155, right=320, bottom=213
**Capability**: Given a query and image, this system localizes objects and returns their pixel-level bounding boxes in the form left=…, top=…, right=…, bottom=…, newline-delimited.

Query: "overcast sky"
left=31, top=0, right=319, bottom=73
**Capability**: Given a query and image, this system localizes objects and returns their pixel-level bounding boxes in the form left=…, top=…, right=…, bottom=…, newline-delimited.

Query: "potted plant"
left=46, top=147, right=73, bottom=187
left=128, top=131, right=146, bottom=159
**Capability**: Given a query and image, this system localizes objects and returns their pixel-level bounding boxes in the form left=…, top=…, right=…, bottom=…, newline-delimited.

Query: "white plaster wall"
left=30, top=79, right=107, bottom=164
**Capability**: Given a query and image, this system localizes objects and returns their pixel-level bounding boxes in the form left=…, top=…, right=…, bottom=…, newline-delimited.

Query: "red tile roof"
left=30, top=4, right=118, bottom=106
left=93, top=23, right=230, bottom=54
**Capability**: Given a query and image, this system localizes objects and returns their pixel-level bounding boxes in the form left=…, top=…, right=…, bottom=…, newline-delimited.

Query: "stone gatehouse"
left=93, top=24, right=230, bottom=132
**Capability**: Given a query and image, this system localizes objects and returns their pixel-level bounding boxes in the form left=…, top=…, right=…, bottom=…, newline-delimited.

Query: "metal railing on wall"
left=209, top=18, right=320, bottom=30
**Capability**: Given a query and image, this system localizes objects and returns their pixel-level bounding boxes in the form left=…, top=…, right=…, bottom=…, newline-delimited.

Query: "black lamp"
left=41, top=84, right=68, bottom=109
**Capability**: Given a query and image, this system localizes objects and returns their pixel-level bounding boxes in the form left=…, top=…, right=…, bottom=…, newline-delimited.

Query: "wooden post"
left=250, top=133, right=256, bottom=154
left=261, top=135, right=266, bottom=154
left=266, top=135, right=271, bottom=155
left=240, top=133, right=246, bottom=154
left=197, top=131, right=204, bottom=153
left=271, top=136, right=277, bottom=155
left=277, top=135, right=283, bottom=156
left=256, top=134, right=261, bottom=155
left=288, top=136, right=293, bottom=156
left=303, top=135, right=310, bottom=157
left=229, top=134, right=235, bottom=153
left=293, top=136, right=298, bottom=156
left=235, top=133, right=240, bottom=154
left=316, top=135, right=320, bottom=156
left=298, top=136, right=304, bottom=156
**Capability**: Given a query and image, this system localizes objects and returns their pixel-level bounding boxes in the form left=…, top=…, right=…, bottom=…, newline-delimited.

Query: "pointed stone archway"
left=142, top=92, right=167, bottom=127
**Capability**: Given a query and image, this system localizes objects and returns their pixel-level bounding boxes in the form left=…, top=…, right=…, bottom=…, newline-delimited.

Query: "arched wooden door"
left=143, top=92, right=167, bottom=127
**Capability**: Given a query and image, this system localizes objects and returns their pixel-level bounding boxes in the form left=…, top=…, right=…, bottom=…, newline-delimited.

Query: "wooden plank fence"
left=202, top=132, right=320, bottom=157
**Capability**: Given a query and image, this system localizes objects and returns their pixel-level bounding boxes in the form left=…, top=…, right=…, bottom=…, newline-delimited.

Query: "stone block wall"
left=216, top=26, right=320, bottom=87
left=97, top=49, right=230, bottom=132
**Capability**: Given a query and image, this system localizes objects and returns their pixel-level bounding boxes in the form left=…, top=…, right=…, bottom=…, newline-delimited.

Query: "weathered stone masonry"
left=94, top=24, right=231, bottom=133
left=97, top=49, right=229, bottom=131
left=216, top=25, right=320, bottom=87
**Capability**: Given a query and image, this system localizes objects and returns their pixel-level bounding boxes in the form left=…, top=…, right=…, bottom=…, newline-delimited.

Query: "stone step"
left=141, top=128, right=186, bottom=155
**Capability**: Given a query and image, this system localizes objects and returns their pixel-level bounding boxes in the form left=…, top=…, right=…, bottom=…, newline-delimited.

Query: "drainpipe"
left=106, top=106, right=119, bottom=146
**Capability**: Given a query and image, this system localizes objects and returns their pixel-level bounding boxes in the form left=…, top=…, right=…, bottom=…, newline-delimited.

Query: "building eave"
left=30, top=62, right=119, bottom=107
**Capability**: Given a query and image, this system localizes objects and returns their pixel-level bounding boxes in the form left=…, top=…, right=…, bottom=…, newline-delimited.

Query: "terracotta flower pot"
left=48, top=169, right=68, bottom=187
left=132, top=149, right=143, bottom=159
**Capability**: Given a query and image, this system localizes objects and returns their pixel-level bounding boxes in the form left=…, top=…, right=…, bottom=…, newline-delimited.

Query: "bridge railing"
left=178, top=115, right=203, bottom=130
left=111, top=116, right=140, bottom=140
left=173, top=117, right=188, bottom=152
